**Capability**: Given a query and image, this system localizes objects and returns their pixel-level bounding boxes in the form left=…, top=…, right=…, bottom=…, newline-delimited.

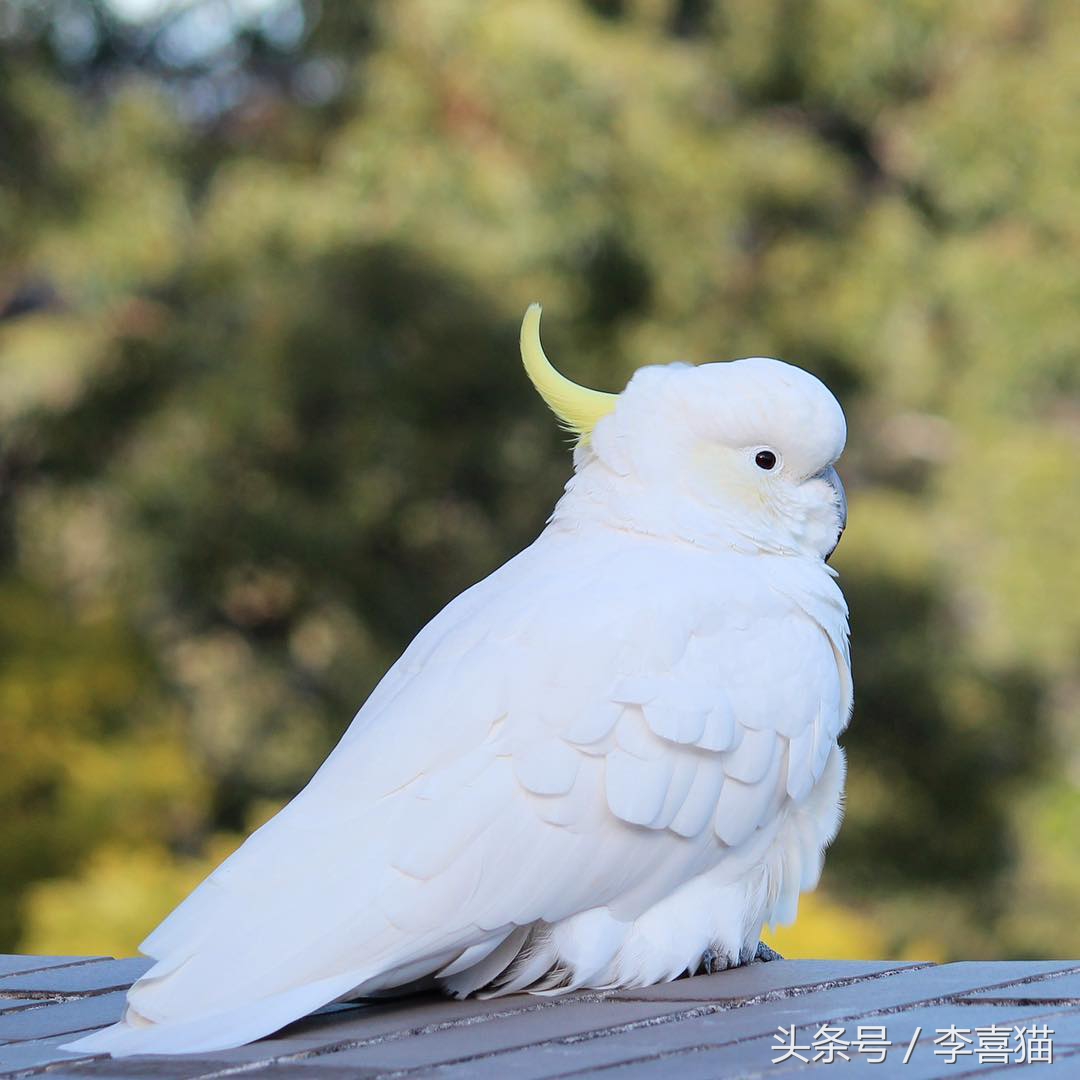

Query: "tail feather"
left=61, top=968, right=369, bottom=1058
left=61, top=926, right=523, bottom=1058
left=438, top=926, right=529, bottom=999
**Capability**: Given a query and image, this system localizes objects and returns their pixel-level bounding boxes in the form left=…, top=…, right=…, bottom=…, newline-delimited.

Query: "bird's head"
left=522, top=304, right=847, bottom=562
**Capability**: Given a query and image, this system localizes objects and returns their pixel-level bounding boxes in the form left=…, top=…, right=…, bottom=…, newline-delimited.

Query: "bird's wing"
left=66, top=534, right=850, bottom=1056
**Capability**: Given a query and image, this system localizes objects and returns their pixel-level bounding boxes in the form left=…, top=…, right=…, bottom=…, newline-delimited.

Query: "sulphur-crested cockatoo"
left=67, top=305, right=851, bottom=1057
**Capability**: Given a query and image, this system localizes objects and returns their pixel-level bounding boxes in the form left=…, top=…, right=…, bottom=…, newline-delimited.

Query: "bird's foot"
left=752, top=941, right=784, bottom=963
left=699, top=947, right=728, bottom=976
left=699, top=940, right=783, bottom=975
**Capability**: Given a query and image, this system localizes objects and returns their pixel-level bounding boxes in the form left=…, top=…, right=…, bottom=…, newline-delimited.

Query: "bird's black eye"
left=755, top=449, right=778, bottom=471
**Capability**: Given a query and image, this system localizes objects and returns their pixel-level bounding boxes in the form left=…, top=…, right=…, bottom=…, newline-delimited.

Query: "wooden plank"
left=0, top=960, right=153, bottom=997
left=610, top=959, right=925, bottom=1001
left=0, top=958, right=105, bottom=980
left=0, top=1001, right=41, bottom=1014
left=958, top=967, right=1080, bottom=1004
left=266, top=999, right=695, bottom=1073
left=0, top=957, right=1077, bottom=1076
left=0, top=991, right=125, bottom=1043
left=0, top=1033, right=106, bottom=1076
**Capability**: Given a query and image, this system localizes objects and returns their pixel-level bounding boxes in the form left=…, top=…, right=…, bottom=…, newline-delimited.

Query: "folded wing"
left=65, top=536, right=850, bottom=1056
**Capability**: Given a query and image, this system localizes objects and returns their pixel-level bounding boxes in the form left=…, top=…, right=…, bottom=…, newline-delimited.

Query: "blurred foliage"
left=1, top=0, right=1077, bottom=962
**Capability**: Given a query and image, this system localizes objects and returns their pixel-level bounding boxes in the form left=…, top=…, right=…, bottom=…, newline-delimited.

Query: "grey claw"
left=698, top=942, right=778, bottom=975
left=753, top=941, right=784, bottom=963
left=700, top=947, right=720, bottom=975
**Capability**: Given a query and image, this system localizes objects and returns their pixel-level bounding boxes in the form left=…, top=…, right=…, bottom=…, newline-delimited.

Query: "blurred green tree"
left=1, top=0, right=1077, bottom=960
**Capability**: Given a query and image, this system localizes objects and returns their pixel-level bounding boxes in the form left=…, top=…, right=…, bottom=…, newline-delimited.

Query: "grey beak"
left=821, top=465, right=847, bottom=563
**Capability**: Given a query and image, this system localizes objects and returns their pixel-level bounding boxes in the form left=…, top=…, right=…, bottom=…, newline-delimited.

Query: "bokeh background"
left=2, top=0, right=1078, bottom=962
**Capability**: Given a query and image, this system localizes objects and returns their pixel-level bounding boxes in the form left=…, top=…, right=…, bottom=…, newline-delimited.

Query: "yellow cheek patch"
left=687, top=443, right=772, bottom=510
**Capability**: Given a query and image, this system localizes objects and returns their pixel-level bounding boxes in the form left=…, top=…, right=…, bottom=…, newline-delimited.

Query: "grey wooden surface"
left=1, top=954, right=1078, bottom=1077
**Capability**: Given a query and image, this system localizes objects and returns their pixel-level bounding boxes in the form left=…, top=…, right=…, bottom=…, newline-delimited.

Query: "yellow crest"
left=520, top=304, right=617, bottom=442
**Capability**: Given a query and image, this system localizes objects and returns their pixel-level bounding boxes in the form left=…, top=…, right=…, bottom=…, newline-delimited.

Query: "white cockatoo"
left=66, top=305, right=851, bottom=1057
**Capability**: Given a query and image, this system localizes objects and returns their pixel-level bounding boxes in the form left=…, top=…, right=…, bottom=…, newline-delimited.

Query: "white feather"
left=64, top=351, right=853, bottom=1057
